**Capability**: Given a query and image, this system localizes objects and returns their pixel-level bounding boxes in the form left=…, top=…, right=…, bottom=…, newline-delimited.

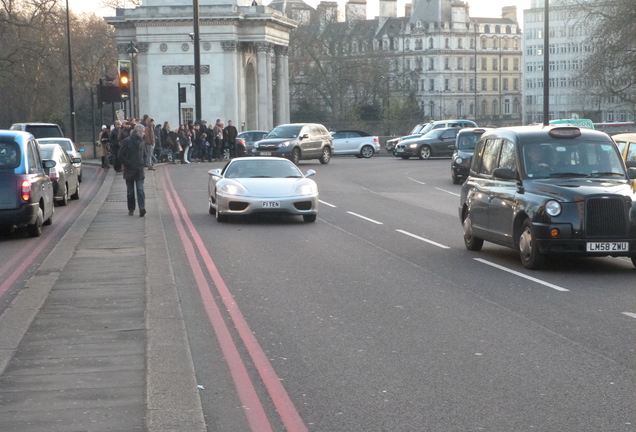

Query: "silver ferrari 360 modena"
left=208, top=157, right=319, bottom=222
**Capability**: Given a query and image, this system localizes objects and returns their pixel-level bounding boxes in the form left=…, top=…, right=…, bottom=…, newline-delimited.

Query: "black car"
left=459, top=125, right=636, bottom=269
left=39, top=143, right=80, bottom=206
left=450, top=128, right=491, bottom=184
left=0, top=130, right=55, bottom=237
left=395, top=127, right=459, bottom=160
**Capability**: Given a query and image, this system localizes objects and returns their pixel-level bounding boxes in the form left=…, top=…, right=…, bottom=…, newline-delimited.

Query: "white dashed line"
left=622, top=312, right=636, bottom=319
left=396, top=230, right=451, bottom=249
left=474, top=258, right=569, bottom=292
left=408, top=177, right=426, bottom=185
left=347, top=212, right=383, bottom=225
left=435, top=187, right=460, bottom=197
left=319, top=200, right=337, bottom=208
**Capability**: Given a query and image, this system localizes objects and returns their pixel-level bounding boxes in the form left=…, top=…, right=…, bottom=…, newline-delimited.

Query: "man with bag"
left=118, top=124, right=147, bottom=217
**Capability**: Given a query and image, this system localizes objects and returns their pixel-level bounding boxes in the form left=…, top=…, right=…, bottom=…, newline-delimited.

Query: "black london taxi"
left=459, top=125, right=636, bottom=269
left=0, top=130, right=55, bottom=237
left=449, top=128, right=492, bottom=184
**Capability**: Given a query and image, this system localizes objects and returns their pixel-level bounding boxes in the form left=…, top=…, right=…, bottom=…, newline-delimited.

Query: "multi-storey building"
left=282, top=0, right=524, bottom=130
left=523, top=0, right=634, bottom=125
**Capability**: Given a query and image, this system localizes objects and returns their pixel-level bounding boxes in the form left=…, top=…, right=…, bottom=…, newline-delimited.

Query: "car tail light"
left=237, top=138, right=245, bottom=145
left=49, top=166, right=59, bottom=180
left=373, top=137, right=379, bottom=142
left=21, top=180, right=31, bottom=202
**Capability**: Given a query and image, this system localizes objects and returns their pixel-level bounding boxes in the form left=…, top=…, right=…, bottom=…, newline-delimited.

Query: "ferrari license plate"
left=262, top=201, right=280, bottom=208
left=260, top=152, right=271, bottom=156
left=586, top=242, right=628, bottom=252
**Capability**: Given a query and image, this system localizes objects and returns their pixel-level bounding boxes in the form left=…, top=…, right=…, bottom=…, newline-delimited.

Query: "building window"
left=469, top=78, right=475, bottom=91
left=444, top=57, right=450, bottom=70
left=445, top=38, right=450, bottom=49
left=493, top=38, right=499, bottom=49
left=503, top=98, right=511, bottom=115
left=458, top=79, right=463, bottom=91
left=182, top=108, right=194, bottom=123
left=457, top=57, right=464, bottom=70
left=416, top=39, right=423, bottom=50
left=457, top=100, right=464, bottom=117
left=481, top=99, right=487, bottom=116
left=429, top=38, right=433, bottom=49
left=429, top=79, right=435, bottom=91
left=492, top=58, right=498, bottom=70
left=470, top=38, right=475, bottom=49
left=458, top=38, right=463, bottom=49
left=503, top=78, right=508, bottom=91
left=481, top=38, right=487, bottom=49
left=482, top=78, right=487, bottom=91
left=428, top=57, right=434, bottom=70
left=469, top=57, right=475, bottom=70
left=513, top=78, right=519, bottom=91
left=493, top=100, right=499, bottom=115
left=513, top=58, right=519, bottom=70
left=429, top=101, right=435, bottom=117
left=607, top=111, right=615, bottom=122
left=503, top=58, right=508, bottom=70
left=492, top=78, right=498, bottom=91
left=513, top=98, right=520, bottom=114
left=444, top=79, right=450, bottom=91
left=481, top=58, right=487, bottom=70
left=469, top=103, right=474, bottom=115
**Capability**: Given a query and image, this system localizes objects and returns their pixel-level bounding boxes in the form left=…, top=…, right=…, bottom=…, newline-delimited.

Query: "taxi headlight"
left=219, top=183, right=246, bottom=195
left=296, top=183, right=317, bottom=195
left=545, top=200, right=562, bottom=217
left=455, top=157, right=463, bottom=164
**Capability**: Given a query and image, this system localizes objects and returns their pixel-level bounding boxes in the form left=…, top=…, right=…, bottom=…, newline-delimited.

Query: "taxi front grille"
left=585, top=197, right=628, bottom=237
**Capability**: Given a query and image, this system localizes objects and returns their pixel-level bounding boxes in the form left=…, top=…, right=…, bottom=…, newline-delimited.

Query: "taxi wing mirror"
left=492, top=167, right=518, bottom=180
left=448, top=144, right=457, bottom=151
left=627, top=167, right=636, bottom=179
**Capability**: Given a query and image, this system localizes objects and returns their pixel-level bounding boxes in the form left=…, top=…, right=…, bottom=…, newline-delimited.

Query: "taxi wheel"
left=630, top=255, right=636, bottom=268
left=418, top=145, right=431, bottom=160
left=463, top=212, right=483, bottom=251
left=27, top=207, right=43, bottom=237
left=43, top=207, right=53, bottom=226
left=452, top=172, right=461, bottom=184
left=519, top=219, right=545, bottom=270
left=71, top=182, right=80, bottom=200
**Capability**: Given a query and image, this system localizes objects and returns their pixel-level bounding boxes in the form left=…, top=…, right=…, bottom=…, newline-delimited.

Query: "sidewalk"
left=0, top=165, right=206, bottom=431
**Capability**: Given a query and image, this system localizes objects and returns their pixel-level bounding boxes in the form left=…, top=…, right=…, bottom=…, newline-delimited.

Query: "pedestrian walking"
left=213, top=119, right=224, bottom=161
left=224, top=120, right=238, bottom=159
left=144, top=118, right=156, bottom=170
left=118, top=124, right=147, bottom=217
left=99, top=125, right=110, bottom=168
left=109, top=121, right=123, bottom=172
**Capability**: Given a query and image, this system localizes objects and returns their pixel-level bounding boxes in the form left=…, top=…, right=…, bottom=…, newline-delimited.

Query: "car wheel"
left=462, top=212, right=484, bottom=251
left=291, top=148, right=301, bottom=165
left=59, top=184, right=68, bottom=206
left=27, top=207, right=43, bottom=237
left=71, top=182, right=80, bottom=200
left=43, top=207, right=53, bottom=226
left=319, top=147, right=331, bottom=164
left=631, top=255, right=636, bottom=268
left=519, top=219, right=545, bottom=270
left=452, top=171, right=461, bottom=184
left=303, top=214, right=317, bottom=223
left=209, top=201, right=215, bottom=215
left=360, top=145, right=374, bottom=159
left=78, top=173, right=82, bottom=183
left=223, top=148, right=230, bottom=160
left=418, top=145, right=432, bottom=160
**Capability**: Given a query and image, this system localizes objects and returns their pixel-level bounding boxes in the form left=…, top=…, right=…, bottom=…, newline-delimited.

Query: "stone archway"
left=245, top=61, right=257, bottom=130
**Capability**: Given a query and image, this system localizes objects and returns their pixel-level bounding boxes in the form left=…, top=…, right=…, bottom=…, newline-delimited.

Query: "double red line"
left=161, top=170, right=308, bottom=432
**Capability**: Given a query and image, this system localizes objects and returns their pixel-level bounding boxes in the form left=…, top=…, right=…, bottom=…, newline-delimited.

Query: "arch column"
left=275, top=45, right=290, bottom=125
left=256, top=42, right=273, bottom=130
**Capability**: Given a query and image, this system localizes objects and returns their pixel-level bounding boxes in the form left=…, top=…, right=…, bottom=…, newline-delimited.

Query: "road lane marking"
left=396, top=230, right=451, bottom=249
left=408, top=177, right=426, bottom=185
left=347, top=211, right=383, bottom=225
left=163, top=171, right=308, bottom=432
left=435, top=187, right=460, bottom=197
left=622, top=312, right=636, bottom=319
left=319, top=200, right=336, bottom=208
left=474, top=258, right=569, bottom=292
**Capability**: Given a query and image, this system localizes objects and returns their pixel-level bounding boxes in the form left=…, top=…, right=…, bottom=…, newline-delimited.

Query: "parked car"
left=221, top=137, right=248, bottom=160
left=238, top=130, right=268, bottom=155
left=386, top=119, right=477, bottom=152
left=449, top=128, right=492, bottom=184
left=331, top=130, right=380, bottom=158
left=37, top=137, right=83, bottom=182
left=253, top=123, right=333, bottom=165
left=459, top=125, right=636, bottom=269
left=10, top=123, right=64, bottom=139
left=38, top=143, right=80, bottom=206
left=208, top=157, right=318, bottom=223
left=612, top=133, right=636, bottom=168
left=395, top=127, right=459, bottom=159
left=0, top=130, right=55, bottom=237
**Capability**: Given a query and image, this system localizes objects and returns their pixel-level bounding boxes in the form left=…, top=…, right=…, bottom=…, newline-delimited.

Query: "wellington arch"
left=106, top=0, right=296, bottom=131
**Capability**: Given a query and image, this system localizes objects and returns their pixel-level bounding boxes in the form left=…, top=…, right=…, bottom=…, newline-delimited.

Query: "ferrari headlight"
left=278, top=141, right=292, bottom=148
left=219, top=183, right=246, bottom=195
left=545, top=200, right=562, bottom=217
left=296, top=183, right=317, bottom=195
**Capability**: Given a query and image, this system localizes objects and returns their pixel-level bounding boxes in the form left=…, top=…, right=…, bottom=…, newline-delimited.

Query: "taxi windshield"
left=522, top=141, right=626, bottom=179
left=456, top=133, right=481, bottom=150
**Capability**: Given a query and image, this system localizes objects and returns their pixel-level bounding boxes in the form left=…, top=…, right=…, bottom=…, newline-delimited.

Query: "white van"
left=386, top=119, right=477, bottom=152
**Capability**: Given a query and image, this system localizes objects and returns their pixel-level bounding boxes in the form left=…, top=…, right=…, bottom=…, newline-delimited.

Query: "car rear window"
left=0, top=141, right=21, bottom=169
left=40, top=148, right=54, bottom=160
left=25, top=125, right=63, bottom=138
left=40, top=139, right=72, bottom=152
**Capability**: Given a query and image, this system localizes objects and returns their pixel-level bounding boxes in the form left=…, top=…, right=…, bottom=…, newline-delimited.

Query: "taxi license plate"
left=586, top=242, right=629, bottom=252
left=396, top=148, right=404, bottom=153
left=262, top=201, right=280, bottom=208
left=260, top=152, right=271, bottom=156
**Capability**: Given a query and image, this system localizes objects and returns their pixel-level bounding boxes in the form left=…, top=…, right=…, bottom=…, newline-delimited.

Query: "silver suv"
left=10, top=123, right=64, bottom=139
left=253, top=123, right=333, bottom=165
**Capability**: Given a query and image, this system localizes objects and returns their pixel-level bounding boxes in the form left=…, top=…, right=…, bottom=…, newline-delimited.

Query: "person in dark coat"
left=224, top=120, right=238, bottom=158
left=118, top=124, right=147, bottom=217
left=109, top=121, right=122, bottom=172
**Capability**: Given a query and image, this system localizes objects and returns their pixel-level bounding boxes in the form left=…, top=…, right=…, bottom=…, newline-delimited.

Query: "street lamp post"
left=193, top=0, right=202, bottom=123
left=65, top=0, right=76, bottom=142
left=126, top=41, right=139, bottom=119
left=380, top=74, right=397, bottom=136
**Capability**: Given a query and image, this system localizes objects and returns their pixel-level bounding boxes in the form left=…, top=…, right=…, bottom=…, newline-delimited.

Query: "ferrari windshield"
left=224, top=159, right=303, bottom=179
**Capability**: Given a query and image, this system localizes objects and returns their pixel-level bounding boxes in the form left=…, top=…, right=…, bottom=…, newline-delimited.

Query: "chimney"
left=502, top=6, right=517, bottom=22
left=379, top=0, right=397, bottom=18
left=404, top=3, right=412, bottom=17
left=345, top=0, right=367, bottom=22
left=317, top=1, right=338, bottom=24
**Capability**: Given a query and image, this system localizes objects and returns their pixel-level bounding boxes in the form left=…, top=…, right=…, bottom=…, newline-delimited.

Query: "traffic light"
left=119, top=61, right=130, bottom=100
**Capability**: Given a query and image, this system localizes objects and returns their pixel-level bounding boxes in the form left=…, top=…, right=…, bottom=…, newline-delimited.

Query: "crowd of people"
left=98, top=116, right=239, bottom=170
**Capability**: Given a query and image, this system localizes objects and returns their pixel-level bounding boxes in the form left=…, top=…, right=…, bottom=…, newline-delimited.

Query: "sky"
left=69, top=0, right=534, bottom=24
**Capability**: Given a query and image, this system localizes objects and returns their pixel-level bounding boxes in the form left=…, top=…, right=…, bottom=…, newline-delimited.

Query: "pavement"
left=0, top=161, right=207, bottom=432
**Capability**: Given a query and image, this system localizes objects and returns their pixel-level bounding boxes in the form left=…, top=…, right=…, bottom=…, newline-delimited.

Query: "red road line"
left=0, top=171, right=103, bottom=298
left=163, top=170, right=308, bottom=432
left=160, top=173, right=274, bottom=432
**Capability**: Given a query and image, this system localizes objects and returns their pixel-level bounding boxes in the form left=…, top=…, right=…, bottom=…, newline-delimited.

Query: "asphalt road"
left=156, top=156, right=634, bottom=432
